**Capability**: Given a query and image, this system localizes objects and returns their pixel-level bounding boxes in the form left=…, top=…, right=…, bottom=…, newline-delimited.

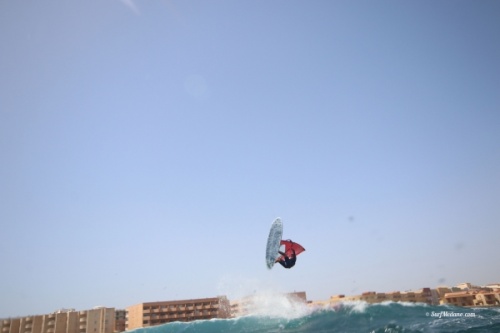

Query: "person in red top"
left=276, top=248, right=296, bottom=269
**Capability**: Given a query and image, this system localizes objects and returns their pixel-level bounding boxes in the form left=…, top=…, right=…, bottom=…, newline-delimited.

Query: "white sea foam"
left=341, top=301, right=369, bottom=313
left=398, top=301, right=428, bottom=307
left=217, top=275, right=311, bottom=320
left=239, top=290, right=311, bottom=319
left=378, top=300, right=429, bottom=307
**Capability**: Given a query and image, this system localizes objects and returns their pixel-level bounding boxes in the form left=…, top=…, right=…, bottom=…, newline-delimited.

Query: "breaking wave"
left=128, top=297, right=500, bottom=333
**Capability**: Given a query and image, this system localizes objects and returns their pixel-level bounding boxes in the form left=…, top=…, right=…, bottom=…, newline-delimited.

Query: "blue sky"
left=1, top=0, right=499, bottom=317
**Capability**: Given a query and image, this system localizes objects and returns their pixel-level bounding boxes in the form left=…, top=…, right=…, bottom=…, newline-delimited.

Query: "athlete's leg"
left=277, top=259, right=287, bottom=268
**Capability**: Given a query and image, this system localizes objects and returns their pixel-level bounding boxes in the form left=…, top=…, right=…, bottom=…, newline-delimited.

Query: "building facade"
left=326, top=288, right=437, bottom=305
left=1, top=308, right=114, bottom=333
left=126, top=296, right=230, bottom=330
left=439, top=282, right=500, bottom=307
left=113, top=311, right=126, bottom=333
left=309, top=282, right=500, bottom=308
left=443, top=290, right=500, bottom=307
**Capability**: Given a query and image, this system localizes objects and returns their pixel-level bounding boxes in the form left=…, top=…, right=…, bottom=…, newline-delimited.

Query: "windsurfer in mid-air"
left=276, top=239, right=301, bottom=269
left=266, top=219, right=305, bottom=270
left=277, top=248, right=296, bottom=269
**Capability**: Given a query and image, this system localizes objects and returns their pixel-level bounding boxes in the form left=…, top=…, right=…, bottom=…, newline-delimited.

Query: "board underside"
left=265, top=218, right=283, bottom=269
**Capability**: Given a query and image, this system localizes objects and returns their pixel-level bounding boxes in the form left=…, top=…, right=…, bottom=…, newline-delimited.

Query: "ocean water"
left=128, top=298, right=500, bottom=333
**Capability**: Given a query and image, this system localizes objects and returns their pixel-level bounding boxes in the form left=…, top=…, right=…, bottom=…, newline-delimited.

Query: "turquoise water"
left=129, top=302, right=500, bottom=333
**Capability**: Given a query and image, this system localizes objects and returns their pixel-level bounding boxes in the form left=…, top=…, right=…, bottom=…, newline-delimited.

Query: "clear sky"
left=1, top=0, right=499, bottom=318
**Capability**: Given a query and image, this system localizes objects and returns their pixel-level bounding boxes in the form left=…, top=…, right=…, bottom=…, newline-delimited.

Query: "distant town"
left=310, top=282, right=500, bottom=308
left=1, top=281, right=499, bottom=333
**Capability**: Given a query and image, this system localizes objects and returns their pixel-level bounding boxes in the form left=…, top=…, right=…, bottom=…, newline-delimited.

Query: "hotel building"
left=443, top=290, right=500, bottom=307
left=310, top=282, right=500, bottom=308
left=326, top=288, right=438, bottom=305
left=126, top=296, right=230, bottom=330
left=113, top=311, right=125, bottom=333
left=0, top=308, right=115, bottom=333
